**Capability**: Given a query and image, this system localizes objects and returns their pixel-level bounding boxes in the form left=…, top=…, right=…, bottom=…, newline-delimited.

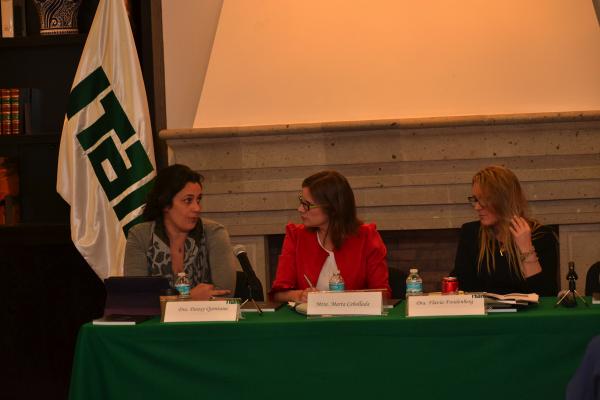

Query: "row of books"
left=0, top=88, right=19, bottom=135
left=0, top=156, right=19, bottom=225
left=0, top=88, right=41, bottom=135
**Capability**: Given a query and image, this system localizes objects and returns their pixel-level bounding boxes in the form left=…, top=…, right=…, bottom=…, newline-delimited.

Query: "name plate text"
left=406, top=294, right=485, bottom=317
left=163, top=300, right=239, bottom=322
left=307, top=291, right=383, bottom=316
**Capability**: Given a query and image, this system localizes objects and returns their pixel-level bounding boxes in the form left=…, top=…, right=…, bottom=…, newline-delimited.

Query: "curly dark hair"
left=302, top=170, right=362, bottom=249
left=142, top=164, right=204, bottom=221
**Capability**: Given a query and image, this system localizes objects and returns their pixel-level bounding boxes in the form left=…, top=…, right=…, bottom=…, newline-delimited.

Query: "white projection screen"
left=183, top=0, right=600, bottom=128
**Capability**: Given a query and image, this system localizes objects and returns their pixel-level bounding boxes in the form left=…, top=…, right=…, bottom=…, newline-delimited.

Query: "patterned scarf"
left=146, top=219, right=212, bottom=287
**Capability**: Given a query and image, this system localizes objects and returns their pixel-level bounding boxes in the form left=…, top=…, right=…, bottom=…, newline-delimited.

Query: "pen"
left=304, top=274, right=315, bottom=289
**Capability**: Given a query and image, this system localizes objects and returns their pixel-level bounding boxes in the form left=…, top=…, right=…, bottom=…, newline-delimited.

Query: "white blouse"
left=315, top=233, right=339, bottom=291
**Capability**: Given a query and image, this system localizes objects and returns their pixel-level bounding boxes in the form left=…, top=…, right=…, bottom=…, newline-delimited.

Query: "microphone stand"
left=246, top=278, right=263, bottom=315
left=555, top=262, right=589, bottom=307
left=233, top=245, right=264, bottom=314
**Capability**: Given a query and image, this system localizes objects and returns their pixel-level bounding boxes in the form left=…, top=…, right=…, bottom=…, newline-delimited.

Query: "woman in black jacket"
left=451, top=165, right=558, bottom=295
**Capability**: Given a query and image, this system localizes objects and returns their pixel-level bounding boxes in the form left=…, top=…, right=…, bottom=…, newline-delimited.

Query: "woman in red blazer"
left=271, top=170, right=391, bottom=302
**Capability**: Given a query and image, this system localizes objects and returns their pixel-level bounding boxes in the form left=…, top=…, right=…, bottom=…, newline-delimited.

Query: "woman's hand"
left=190, top=283, right=231, bottom=300
left=509, top=215, right=534, bottom=253
left=509, top=215, right=542, bottom=278
left=272, top=288, right=318, bottom=303
left=296, top=287, right=317, bottom=303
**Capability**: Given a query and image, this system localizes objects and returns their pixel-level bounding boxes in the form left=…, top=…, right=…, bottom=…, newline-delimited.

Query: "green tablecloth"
left=69, top=298, right=600, bottom=400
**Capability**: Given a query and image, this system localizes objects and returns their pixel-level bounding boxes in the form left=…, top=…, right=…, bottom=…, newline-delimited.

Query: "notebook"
left=241, top=301, right=284, bottom=313
left=103, top=276, right=171, bottom=316
left=93, top=314, right=152, bottom=325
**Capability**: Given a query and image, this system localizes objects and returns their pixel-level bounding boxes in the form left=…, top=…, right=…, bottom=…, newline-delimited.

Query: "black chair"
left=388, top=267, right=406, bottom=299
left=585, top=262, right=600, bottom=296
left=234, top=271, right=265, bottom=301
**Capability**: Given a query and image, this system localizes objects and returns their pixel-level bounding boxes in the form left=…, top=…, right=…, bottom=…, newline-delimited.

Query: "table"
left=69, top=298, right=600, bottom=400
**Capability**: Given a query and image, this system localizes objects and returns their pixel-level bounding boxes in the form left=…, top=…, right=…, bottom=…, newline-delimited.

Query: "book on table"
left=483, top=292, right=539, bottom=312
left=384, top=298, right=401, bottom=309
left=241, top=301, right=284, bottom=313
left=486, top=306, right=518, bottom=313
left=93, top=314, right=152, bottom=325
left=483, top=292, right=539, bottom=303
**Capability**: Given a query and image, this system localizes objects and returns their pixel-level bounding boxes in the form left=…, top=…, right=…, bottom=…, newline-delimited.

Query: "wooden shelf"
left=0, top=222, right=69, bottom=230
left=0, top=34, right=86, bottom=48
left=0, top=222, right=71, bottom=244
left=0, top=134, right=61, bottom=146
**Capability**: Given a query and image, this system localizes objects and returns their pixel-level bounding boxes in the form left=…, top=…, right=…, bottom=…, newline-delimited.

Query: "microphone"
left=232, top=244, right=264, bottom=301
left=556, top=261, right=588, bottom=308
left=233, top=244, right=258, bottom=280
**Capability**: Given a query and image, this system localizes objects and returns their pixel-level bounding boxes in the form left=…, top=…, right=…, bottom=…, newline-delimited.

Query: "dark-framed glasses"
left=298, top=194, right=322, bottom=212
left=467, top=195, right=486, bottom=207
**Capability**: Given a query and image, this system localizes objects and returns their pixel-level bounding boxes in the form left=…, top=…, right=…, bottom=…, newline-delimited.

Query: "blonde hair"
left=473, top=165, right=542, bottom=278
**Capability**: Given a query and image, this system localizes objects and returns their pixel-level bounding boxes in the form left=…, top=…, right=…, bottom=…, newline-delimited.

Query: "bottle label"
left=175, top=283, right=191, bottom=297
left=406, top=281, right=423, bottom=293
left=329, top=282, right=345, bottom=291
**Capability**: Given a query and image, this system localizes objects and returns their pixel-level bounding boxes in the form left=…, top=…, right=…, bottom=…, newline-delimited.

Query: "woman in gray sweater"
left=124, top=164, right=237, bottom=299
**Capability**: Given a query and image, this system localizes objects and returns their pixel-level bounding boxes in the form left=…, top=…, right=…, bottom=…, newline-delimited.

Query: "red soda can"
left=442, top=277, right=459, bottom=294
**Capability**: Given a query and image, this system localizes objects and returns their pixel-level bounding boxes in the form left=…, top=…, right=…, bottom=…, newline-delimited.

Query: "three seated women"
left=125, top=164, right=558, bottom=298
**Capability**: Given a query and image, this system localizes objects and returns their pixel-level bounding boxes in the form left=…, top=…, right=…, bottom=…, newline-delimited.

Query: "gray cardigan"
left=123, top=219, right=238, bottom=292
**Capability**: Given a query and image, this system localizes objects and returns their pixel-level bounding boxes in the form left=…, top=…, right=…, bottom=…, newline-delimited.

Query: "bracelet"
left=519, top=249, right=536, bottom=262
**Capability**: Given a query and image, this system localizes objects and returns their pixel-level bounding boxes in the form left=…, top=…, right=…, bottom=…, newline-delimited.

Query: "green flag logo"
left=67, top=66, right=154, bottom=235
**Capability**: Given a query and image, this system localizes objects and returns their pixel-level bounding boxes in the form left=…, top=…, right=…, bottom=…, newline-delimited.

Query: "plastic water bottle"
left=329, top=270, right=345, bottom=291
left=406, top=268, right=423, bottom=296
left=175, top=272, right=191, bottom=298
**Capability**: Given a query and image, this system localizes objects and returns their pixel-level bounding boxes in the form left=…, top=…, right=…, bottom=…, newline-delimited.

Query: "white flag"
left=57, top=0, right=156, bottom=279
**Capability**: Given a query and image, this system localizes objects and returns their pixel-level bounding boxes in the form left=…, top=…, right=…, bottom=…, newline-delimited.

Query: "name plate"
left=406, top=294, right=485, bottom=317
left=163, top=300, right=239, bottom=322
left=307, top=291, right=383, bottom=316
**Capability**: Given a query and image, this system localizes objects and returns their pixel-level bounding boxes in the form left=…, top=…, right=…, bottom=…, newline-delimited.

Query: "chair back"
left=388, top=267, right=406, bottom=299
left=585, top=262, right=600, bottom=296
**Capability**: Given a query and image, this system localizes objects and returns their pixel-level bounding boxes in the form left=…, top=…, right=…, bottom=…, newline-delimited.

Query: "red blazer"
left=270, top=223, right=391, bottom=296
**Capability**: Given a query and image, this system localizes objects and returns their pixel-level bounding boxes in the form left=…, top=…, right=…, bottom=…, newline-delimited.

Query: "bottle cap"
left=409, top=268, right=418, bottom=273
left=160, top=288, right=179, bottom=296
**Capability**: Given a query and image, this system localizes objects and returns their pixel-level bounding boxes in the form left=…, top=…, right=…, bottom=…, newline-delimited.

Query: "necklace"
left=317, top=230, right=333, bottom=251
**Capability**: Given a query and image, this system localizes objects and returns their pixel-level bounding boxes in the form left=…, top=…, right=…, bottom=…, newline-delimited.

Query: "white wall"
left=191, top=0, right=600, bottom=128
left=162, top=0, right=223, bottom=128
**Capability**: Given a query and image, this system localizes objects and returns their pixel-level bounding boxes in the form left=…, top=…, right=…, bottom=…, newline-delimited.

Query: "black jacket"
left=451, top=221, right=559, bottom=296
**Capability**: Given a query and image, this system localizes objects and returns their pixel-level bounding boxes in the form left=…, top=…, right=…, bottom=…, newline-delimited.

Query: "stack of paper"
left=483, top=292, right=539, bottom=313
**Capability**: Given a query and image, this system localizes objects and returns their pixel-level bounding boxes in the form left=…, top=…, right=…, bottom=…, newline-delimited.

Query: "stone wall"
left=161, top=111, right=600, bottom=296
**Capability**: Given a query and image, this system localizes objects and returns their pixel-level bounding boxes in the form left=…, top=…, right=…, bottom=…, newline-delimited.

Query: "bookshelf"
left=1, top=3, right=101, bottom=399
left=1, top=2, right=166, bottom=398
left=0, top=35, right=84, bottom=224
left=0, top=0, right=99, bottom=227
left=0, top=134, right=66, bottom=224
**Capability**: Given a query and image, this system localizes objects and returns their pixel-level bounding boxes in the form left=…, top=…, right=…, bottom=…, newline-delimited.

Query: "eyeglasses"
left=467, top=195, right=486, bottom=208
left=298, top=194, right=322, bottom=212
